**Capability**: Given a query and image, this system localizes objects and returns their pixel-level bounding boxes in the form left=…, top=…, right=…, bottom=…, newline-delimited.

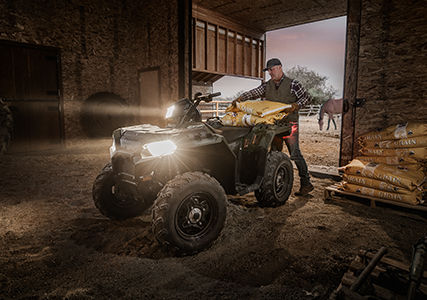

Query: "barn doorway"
left=213, top=76, right=261, bottom=101
left=265, top=16, right=347, bottom=169
left=0, top=40, right=64, bottom=152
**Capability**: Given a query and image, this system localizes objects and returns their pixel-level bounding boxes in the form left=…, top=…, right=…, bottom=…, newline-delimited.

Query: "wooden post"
left=340, top=0, right=362, bottom=166
left=256, top=40, right=260, bottom=77
left=178, top=0, right=191, bottom=99
left=192, top=18, right=196, bottom=69
left=225, top=28, right=229, bottom=73
left=234, top=31, right=237, bottom=74
left=204, top=21, right=208, bottom=70
left=215, top=24, right=219, bottom=72
left=242, top=34, right=245, bottom=75
left=250, top=38, right=253, bottom=77
left=261, top=37, right=266, bottom=80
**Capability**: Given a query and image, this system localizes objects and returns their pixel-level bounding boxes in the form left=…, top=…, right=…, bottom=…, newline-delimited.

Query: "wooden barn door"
left=340, top=0, right=361, bottom=166
left=0, top=41, right=63, bottom=152
left=138, top=67, right=161, bottom=124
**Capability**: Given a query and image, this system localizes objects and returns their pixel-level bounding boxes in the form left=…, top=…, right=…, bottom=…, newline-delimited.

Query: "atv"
left=93, top=92, right=294, bottom=254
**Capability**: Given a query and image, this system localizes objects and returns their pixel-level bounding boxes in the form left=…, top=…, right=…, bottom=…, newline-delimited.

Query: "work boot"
left=295, top=183, right=314, bottom=196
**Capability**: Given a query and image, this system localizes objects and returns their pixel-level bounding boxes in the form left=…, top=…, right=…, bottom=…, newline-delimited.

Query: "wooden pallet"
left=324, top=184, right=427, bottom=213
left=331, top=249, right=427, bottom=299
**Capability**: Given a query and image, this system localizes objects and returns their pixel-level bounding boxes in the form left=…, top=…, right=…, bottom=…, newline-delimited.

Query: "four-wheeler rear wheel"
left=93, top=163, right=154, bottom=220
left=255, top=151, right=294, bottom=207
left=152, top=171, right=227, bottom=254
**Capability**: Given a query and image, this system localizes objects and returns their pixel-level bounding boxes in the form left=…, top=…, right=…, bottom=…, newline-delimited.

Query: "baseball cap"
left=263, top=58, right=282, bottom=71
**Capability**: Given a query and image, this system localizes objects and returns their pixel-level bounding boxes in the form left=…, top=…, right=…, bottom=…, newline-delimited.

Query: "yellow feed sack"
left=358, top=122, right=427, bottom=141
left=226, top=100, right=293, bottom=117
left=355, top=155, right=419, bottom=165
left=221, top=112, right=246, bottom=127
left=341, top=182, right=421, bottom=205
left=339, top=159, right=425, bottom=190
left=361, top=136, right=427, bottom=149
left=355, top=156, right=423, bottom=171
left=342, top=174, right=421, bottom=195
left=221, top=111, right=287, bottom=127
left=359, top=147, right=426, bottom=161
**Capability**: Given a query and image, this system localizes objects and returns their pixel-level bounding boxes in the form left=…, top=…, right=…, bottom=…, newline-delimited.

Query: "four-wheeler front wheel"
left=255, top=151, right=294, bottom=207
left=93, top=163, right=153, bottom=220
left=152, top=171, right=227, bottom=254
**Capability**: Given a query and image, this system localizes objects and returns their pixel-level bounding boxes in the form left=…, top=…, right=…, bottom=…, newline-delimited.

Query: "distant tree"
left=285, top=66, right=337, bottom=105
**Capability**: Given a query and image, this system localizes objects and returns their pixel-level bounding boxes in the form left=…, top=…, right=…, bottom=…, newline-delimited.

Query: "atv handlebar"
left=194, top=92, right=221, bottom=103
left=175, top=92, right=221, bottom=128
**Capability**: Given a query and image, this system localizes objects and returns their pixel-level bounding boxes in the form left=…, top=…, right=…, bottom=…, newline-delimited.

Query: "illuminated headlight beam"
left=109, top=140, right=116, bottom=158
left=143, top=140, right=177, bottom=157
left=165, top=105, right=175, bottom=119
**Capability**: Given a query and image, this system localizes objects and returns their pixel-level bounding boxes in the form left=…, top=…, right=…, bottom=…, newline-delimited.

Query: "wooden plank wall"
left=0, top=0, right=182, bottom=138
left=341, top=0, right=427, bottom=165
left=192, top=5, right=264, bottom=80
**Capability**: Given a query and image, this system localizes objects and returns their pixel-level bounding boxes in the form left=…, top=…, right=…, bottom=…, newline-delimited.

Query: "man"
left=234, top=58, right=314, bottom=196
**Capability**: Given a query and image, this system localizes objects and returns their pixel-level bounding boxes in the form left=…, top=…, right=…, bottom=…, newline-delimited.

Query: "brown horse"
left=318, top=98, right=343, bottom=130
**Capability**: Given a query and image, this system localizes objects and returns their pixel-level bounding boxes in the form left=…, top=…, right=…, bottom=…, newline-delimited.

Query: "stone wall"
left=0, top=0, right=180, bottom=138
left=355, top=0, right=427, bottom=137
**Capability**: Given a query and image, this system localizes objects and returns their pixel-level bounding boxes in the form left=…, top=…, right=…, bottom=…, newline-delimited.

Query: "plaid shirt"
left=239, top=76, right=312, bottom=108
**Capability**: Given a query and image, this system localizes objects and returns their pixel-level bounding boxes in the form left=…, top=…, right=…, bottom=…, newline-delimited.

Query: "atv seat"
left=214, top=126, right=251, bottom=143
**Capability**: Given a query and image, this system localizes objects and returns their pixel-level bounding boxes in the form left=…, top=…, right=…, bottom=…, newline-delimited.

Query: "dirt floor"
left=0, top=116, right=425, bottom=299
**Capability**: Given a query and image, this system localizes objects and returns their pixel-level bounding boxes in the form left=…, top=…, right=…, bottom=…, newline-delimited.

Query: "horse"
left=318, top=98, right=343, bottom=131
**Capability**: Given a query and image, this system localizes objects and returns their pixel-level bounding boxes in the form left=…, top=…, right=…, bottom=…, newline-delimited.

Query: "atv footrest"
left=236, top=177, right=262, bottom=195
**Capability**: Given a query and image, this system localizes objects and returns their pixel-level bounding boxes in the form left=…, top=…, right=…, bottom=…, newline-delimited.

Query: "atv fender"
left=237, top=123, right=291, bottom=190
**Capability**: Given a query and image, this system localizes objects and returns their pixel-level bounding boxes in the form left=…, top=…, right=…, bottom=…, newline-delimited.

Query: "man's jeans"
left=284, top=121, right=311, bottom=186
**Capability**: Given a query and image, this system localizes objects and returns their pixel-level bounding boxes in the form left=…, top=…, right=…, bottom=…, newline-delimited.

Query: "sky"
left=213, top=16, right=347, bottom=99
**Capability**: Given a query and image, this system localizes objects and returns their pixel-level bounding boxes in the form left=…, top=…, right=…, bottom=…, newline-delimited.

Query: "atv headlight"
left=165, top=105, right=175, bottom=119
left=142, top=140, right=177, bottom=157
left=109, top=139, right=116, bottom=158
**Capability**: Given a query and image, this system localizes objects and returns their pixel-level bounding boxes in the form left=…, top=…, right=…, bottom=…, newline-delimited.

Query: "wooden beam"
left=192, top=4, right=264, bottom=39
left=234, top=31, right=237, bottom=75
left=262, top=38, right=266, bottom=80
left=215, top=24, right=219, bottom=72
left=192, top=68, right=261, bottom=80
left=225, top=28, right=228, bottom=74
left=178, top=0, right=190, bottom=98
left=250, top=37, right=253, bottom=77
left=204, top=20, right=208, bottom=70
left=340, top=0, right=362, bottom=166
left=192, top=70, right=225, bottom=83
left=242, top=34, right=245, bottom=75
left=256, top=39, right=260, bottom=77
left=192, top=18, right=196, bottom=68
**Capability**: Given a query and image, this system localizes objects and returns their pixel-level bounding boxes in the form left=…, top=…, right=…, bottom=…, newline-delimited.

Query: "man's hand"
left=232, top=96, right=242, bottom=107
left=290, top=102, right=299, bottom=112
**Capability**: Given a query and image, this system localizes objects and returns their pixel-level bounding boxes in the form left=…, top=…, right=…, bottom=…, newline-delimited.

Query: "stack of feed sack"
left=221, top=100, right=293, bottom=127
left=339, top=122, right=427, bottom=205
left=357, top=122, right=427, bottom=165
left=339, top=159, right=424, bottom=205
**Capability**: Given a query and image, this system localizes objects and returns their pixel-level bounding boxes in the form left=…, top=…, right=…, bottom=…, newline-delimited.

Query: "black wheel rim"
left=274, top=162, right=291, bottom=199
left=175, top=192, right=217, bottom=239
